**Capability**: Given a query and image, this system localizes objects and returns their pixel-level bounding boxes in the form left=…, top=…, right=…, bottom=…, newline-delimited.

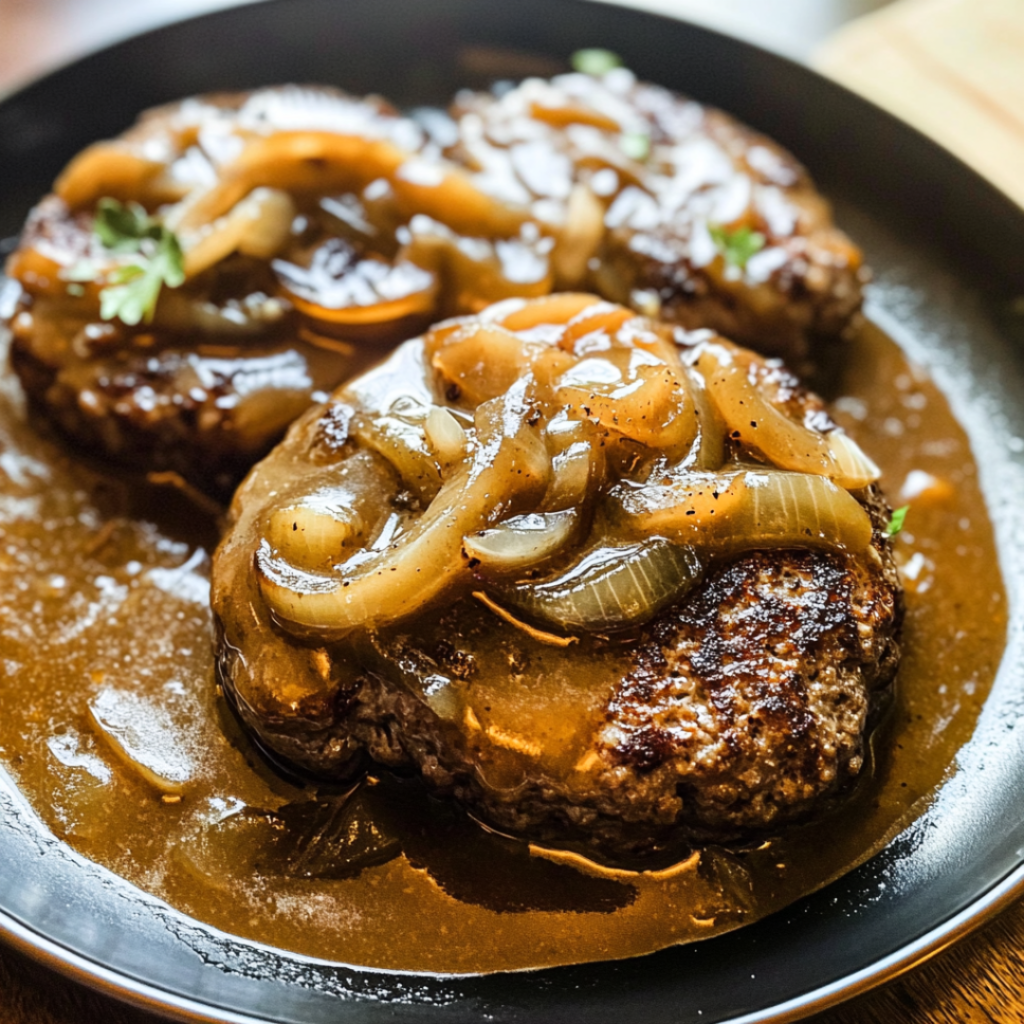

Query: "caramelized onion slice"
left=424, top=406, right=469, bottom=468
left=696, top=344, right=880, bottom=489
left=176, top=132, right=529, bottom=239
left=429, top=323, right=573, bottom=407
left=495, top=537, right=701, bottom=632
left=556, top=356, right=697, bottom=456
left=274, top=237, right=438, bottom=326
left=55, top=142, right=186, bottom=209
left=352, top=412, right=441, bottom=504
left=551, top=184, right=605, bottom=287
left=464, top=510, right=577, bottom=572
left=543, top=440, right=598, bottom=511
left=495, top=293, right=603, bottom=332
left=616, top=469, right=874, bottom=554
left=257, top=380, right=550, bottom=638
left=179, top=187, right=295, bottom=278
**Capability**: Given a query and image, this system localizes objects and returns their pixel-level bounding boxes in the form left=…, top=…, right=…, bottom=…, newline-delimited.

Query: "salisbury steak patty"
left=6, top=65, right=863, bottom=493
left=213, top=294, right=901, bottom=855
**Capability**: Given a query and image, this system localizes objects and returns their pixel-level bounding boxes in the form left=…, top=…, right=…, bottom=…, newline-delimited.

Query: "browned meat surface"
left=447, top=69, right=865, bottom=363
left=212, top=295, right=901, bottom=857
left=4, top=69, right=863, bottom=493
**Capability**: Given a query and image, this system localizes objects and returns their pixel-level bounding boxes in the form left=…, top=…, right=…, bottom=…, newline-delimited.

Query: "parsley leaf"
left=100, top=230, right=184, bottom=326
left=886, top=505, right=909, bottom=537
left=620, top=131, right=651, bottom=161
left=94, top=198, right=154, bottom=251
left=708, top=223, right=766, bottom=270
left=571, top=48, right=622, bottom=75
left=73, top=198, right=186, bottom=326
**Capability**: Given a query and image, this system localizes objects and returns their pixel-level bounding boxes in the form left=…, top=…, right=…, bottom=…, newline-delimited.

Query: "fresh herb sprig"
left=68, top=198, right=185, bottom=326
left=708, top=223, right=766, bottom=270
left=886, top=505, right=909, bottom=537
left=571, top=48, right=622, bottom=76
left=619, top=131, right=651, bottom=161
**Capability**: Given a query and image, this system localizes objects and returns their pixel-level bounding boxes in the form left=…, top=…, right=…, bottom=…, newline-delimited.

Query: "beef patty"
left=5, top=66, right=862, bottom=494
left=212, top=295, right=901, bottom=856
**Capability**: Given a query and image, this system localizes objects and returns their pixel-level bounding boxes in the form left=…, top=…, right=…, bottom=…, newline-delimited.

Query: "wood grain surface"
left=816, top=0, right=1024, bottom=211
left=3, top=0, right=1024, bottom=1020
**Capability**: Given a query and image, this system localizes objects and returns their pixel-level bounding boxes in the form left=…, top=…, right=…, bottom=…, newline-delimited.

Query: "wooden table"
left=2, top=0, right=1023, bottom=1019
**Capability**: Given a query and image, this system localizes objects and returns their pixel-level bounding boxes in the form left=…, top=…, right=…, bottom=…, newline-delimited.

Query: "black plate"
left=3, top=1, right=1024, bottom=1021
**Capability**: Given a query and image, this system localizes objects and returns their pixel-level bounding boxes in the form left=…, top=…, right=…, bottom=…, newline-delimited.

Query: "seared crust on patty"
left=217, top=488, right=900, bottom=854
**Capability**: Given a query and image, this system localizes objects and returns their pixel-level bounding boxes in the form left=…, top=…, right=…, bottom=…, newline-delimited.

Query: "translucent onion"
left=265, top=488, right=365, bottom=572
left=543, top=440, right=597, bottom=511
left=429, top=323, right=573, bottom=406
left=495, top=537, right=702, bottom=632
left=696, top=343, right=880, bottom=489
left=557, top=301, right=636, bottom=351
left=257, top=379, right=550, bottom=638
left=424, top=406, right=468, bottom=468
left=551, top=184, right=605, bottom=287
left=495, top=292, right=603, bottom=332
left=174, top=131, right=528, bottom=239
left=55, top=142, right=186, bottom=210
left=828, top=429, right=883, bottom=491
left=615, top=469, right=874, bottom=554
left=688, top=369, right=726, bottom=471
left=352, top=413, right=442, bottom=504
left=556, top=359, right=697, bottom=455
left=463, top=510, right=578, bottom=572
left=179, top=187, right=296, bottom=278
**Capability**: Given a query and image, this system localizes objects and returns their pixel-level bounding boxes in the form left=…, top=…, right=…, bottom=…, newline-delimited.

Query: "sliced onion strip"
left=257, top=380, right=550, bottom=638
left=174, top=131, right=528, bottom=239
left=495, top=537, right=701, bottom=632
left=464, top=510, right=577, bottom=571
left=266, top=490, right=364, bottom=572
left=696, top=343, right=880, bottom=489
left=55, top=142, right=185, bottom=209
left=179, top=187, right=295, bottom=278
left=616, top=469, right=873, bottom=553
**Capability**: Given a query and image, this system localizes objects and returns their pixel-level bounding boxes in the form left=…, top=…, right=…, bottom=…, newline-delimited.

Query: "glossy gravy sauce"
left=0, top=321, right=1006, bottom=973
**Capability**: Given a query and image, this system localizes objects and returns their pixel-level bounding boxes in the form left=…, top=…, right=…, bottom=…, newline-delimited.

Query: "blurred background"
left=2, top=0, right=1020, bottom=208
left=0, top=0, right=892, bottom=80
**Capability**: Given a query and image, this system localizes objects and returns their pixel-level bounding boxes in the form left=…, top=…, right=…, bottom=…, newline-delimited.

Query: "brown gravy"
left=0, top=321, right=1006, bottom=973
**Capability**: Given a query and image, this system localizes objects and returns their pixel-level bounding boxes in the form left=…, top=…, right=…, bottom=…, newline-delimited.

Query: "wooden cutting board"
left=816, top=0, right=1024, bottom=211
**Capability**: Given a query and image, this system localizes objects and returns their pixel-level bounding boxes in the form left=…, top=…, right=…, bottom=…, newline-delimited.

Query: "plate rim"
left=3, top=858, right=1024, bottom=1024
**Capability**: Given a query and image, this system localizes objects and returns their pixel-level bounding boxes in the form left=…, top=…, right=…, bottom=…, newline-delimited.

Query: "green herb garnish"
left=708, top=223, right=766, bottom=270
left=886, top=505, right=909, bottom=537
left=69, top=198, right=185, bottom=326
left=620, top=131, right=651, bottom=161
left=571, top=48, right=622, bottom=76
left=94, top=197, right=156, bottom=251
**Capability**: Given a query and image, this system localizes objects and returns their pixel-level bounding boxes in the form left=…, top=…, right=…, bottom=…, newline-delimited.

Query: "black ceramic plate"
left=3, top=1, right=1024, bottom=1021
